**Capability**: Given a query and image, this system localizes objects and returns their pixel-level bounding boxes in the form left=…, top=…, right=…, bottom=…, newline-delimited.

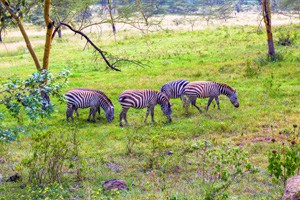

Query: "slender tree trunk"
left=262, top=0, right=275, bottom=56
left=43, top=0, right=54, bottom=70
left=58, top=28, right=62, bottom=38
left=107, top=0, right=116, bottom=34
left=1, top=0, right=41, bottom=70
left=136, top=0, right=149, bottom=26
left=0, top=27, right=3, bottom=42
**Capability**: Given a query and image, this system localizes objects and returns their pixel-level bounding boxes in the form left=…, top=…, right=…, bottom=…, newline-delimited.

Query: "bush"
left=190, top=141, right=257, bottom=199
left=0, top=69, right=70, bottom=143
left=21, top=127, right=81, bottom=185
left=268, top=125, right=300, bottom=184
left=277, top=32, right=296, bottom=46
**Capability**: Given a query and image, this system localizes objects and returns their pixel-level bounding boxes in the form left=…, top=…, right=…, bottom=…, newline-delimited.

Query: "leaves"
left=268, top=125, right=300, bottom=183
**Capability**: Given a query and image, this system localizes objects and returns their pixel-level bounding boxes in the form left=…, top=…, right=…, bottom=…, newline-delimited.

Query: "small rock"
left=106, top=162, right=121, bottom=172
left=165, top=150, right=173, bottom=155
left=6, top=173, right=21, bottom=182
left=280, top=175, right=300, bottom=200
left=19, top=183, right=26, bottom=189
left=103, top=179, right=128, bottom=191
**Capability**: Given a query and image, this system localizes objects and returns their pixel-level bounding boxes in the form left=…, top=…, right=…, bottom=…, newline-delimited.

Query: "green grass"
left=0, top=24, right=300, bottom=199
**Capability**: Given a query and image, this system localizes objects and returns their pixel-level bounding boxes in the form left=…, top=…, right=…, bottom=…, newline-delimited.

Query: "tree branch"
left=0, top=0, right=41, bottom=70
left=52, top=22, right=121, bottom=71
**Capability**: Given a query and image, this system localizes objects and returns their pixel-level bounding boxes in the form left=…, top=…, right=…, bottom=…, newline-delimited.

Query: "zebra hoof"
left=120, top=123, right=123, bottom=127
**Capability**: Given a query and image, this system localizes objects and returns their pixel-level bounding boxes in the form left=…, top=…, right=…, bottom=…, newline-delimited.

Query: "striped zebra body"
left=118, top=90, right=172, bottom=126
left=160, top=79, right=189, bottom=102
left=183, top=81, right=239, bottom=113
left=65, top=88, right=114, bottom=122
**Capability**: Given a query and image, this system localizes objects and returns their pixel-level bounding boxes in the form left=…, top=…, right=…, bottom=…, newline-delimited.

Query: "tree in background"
left=261, top=0, right=276, bottom=56
left=279, top=0, right=300, bottom=16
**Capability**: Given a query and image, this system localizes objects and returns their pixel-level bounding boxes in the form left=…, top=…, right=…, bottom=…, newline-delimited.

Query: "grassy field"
left=0, top=16, right=300, bottom=199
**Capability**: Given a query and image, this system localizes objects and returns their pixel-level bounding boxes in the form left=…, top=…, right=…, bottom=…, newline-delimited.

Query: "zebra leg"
left=66, top=105, right=75, bottom=122
left=120, top=108, right=129, bottom=127
left=97, top=107, right=101, bottom=119
left=124, top=109, right=129, bottom=126
left=191, top=98, right=203, bottom=113
left=92, top=108, right=97, bottom=122
left=144, top=107, right=150, bottom=123
left=183, top=96, right=190, bottom=114
left=75, top=108, right=79, bottom=117
left=206, top=97, right=214, bottom=111
left=119, top=110, right=124, bottom=127
left=150, top=106, right=155, bottom=123
left=215, top=97, right=220, bottom=110
left=88, top=107, right=97, bottom=122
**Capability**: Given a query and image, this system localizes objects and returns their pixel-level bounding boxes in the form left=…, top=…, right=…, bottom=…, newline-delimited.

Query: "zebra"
left=65, top=88, right=114, bottom=123
left=118, top=90, right=173, bottom=127
left=160, top=79, right=189, bottom=103
left=183, top=81, right=239, bottom=113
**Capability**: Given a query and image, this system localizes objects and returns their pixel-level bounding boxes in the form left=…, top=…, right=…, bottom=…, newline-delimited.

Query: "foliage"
left=0, top=125, right=24, bottom=143
left=21, top=127, right=81, bottom=185
left=18, top=182, right=70, bottom=199
left=190, top=141, right=257, bottom=199
left=268, top=125, right=300, bottom=184
left=277, top=32, right=297, bottom=46
left=0, top=69, right=70, bottom=121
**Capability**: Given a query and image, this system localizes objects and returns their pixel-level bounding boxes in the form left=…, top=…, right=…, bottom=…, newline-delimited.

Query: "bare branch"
left=52, top=22, right=121, bottom=71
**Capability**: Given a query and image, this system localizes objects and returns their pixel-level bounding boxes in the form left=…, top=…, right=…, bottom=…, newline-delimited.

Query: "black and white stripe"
left=65, top=88, right=114, bottom=122
left=160, top=79, right=189, bottom=101
left=118, top=90, right=172, bottom=126
left=183, top=81, right=239, bottom=112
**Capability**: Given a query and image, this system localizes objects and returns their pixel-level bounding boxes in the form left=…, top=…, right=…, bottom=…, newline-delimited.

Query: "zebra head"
left=105, top=106, right=114, bottom=122
left=229, top=90, right=239, bottom=108
left=158, top=92, right=173, bottom=122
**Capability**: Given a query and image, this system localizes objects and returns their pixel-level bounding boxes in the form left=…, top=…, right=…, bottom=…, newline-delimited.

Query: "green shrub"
left=21, top=127, right=81, bottom=185
left=277, top=32, right=296, bottom=46
left=268, top=125, right=300, bottom=185
left=190, top=141, right=257, bottom=200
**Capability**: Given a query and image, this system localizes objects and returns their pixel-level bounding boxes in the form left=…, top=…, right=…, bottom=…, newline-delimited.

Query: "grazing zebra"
left=183, top=81, right=239, bottom=113
left=65, top=88, right=114, bottom=123
left=118, top=90, right=173, bottom=127
left=160, top=79, right=189, bottom=102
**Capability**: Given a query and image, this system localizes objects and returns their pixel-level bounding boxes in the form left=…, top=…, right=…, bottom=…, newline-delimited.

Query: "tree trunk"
left=107, top=0, right=116, bottom=34
left=262, top=0, right=275, bottom=56
left=0, top=27, right=3, bottom=42
left=1, top=0, right=41, bottom=70
left=43, top=0, right=54, bottom=70
left=58, top=27, right=62, bottom=38
left=136, top=0, right=149, bottom=26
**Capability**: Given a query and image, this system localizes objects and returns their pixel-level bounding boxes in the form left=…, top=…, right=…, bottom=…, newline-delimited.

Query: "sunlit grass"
left=0, top=21, right=300, bottom=199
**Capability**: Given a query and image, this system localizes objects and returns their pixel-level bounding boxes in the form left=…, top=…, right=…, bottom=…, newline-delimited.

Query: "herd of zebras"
left=65, top=79, right=239, bottom=127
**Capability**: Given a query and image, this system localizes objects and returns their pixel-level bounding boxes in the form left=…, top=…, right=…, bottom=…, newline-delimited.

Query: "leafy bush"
left=268, top=125, right=300, bottom=184
left=190, top=141, right=257, bottom=199
left=21, top=127, right=80, bottom=185
left=277, top=32, right=296, bottom=46
left=0, top=69, right=70, bottom=143
left=0, top=69, right=69, bottom=121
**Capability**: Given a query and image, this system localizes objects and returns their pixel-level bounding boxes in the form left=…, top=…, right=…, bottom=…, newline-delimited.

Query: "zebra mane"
left=216, top=82, right=236, bottom=93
